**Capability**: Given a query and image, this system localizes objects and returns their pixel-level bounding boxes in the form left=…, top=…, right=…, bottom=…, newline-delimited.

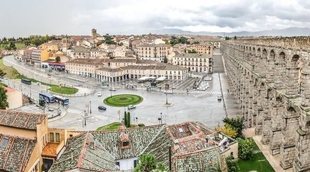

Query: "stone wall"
left=221, top=37, right=310, bottom=171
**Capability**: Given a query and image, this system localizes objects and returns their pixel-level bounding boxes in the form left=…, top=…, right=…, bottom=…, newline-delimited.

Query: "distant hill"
left=155, top=27, right=310, bottom=37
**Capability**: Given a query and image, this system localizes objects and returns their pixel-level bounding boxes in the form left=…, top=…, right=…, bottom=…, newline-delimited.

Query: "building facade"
left=65, top=58, right=188, bottom=82
left=186, top=44, right=214, bottom=55
left=172, top=53, right=213, bottom=73
left=136, top=44, right=172, bottom=62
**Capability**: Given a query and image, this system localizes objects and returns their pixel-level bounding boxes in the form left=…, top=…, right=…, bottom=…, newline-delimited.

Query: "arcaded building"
left=222, top=37, right=310, bottom=171
left=65, top=58, right=188, bottom=82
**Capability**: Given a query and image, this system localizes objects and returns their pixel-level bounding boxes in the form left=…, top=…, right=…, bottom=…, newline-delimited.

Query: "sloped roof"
left=0, top=110, right=46, bottom=130
left=49, top=133, right=117, bottom=172
left=93, top=125, right=164, bottom=160
left=50, top=122, right=227, bottom=172
left=0, top=134, right=36, bottom=172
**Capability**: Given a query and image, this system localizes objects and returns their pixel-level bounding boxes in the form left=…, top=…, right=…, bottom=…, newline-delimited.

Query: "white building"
left=136, top=43, right=172, bottom=62
left=65, top=58, right=188, bottom=82
left=173, top=53, right=213, bottom=73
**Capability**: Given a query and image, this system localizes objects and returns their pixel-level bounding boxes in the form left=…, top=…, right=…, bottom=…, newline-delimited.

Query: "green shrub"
left=238, top=138, right=255, bottom=160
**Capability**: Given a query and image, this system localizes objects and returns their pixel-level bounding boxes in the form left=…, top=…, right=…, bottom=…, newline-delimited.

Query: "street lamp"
left=89, top=100, right=92, bottom=114
left=109, top=87, right=116, bottom=97
left=158, top=112, right=163, bottom=124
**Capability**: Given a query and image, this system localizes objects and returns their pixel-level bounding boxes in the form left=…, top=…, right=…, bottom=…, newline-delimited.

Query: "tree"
left=238, top=138, right=255, bottom=160
left=104, top=34, right=116, bottom=45
left=0, top=86, right=8, bottom=109
left=124, top=111, right=131, bottom=128
left=127, top=112, right=131, bottom=128
left=134, top=154, right=167, bottom=172
left=223, top=117, right=244, bottom=138
left=226, top=155, right=237, bottom=172
left=124, top=111, right=128, bottom=127
left=55, top=56, right=61, bottom=63
left=6, top=42, right=16, bottom=50
left=217, top=124, right=238, bottom=138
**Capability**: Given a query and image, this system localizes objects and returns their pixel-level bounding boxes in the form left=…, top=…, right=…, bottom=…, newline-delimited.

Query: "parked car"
left=128, top=105, right=136, bottom=110
left=98, top=106, right=107, bottom=111
left=97, top=92, right=102, bottom=97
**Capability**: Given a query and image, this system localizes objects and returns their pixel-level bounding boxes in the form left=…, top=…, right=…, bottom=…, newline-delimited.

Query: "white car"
left=128, top=105, right=136, bottom=110
left=97, top=92, right=102, bottom=97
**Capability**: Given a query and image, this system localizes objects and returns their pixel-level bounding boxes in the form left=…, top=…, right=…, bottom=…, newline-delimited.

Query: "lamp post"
left=109, top=87, right=116, bottom=97
left=89, top=100, right=92, bottom=115
left=165, top=91, right=168, bottom=105
left=158, top=112, right=163, bottom=124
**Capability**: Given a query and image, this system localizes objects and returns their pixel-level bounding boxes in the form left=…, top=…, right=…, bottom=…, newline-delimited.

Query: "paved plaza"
left=3, top=54, right=240, bottom=131
left=48, top=72, right=240, bottom=130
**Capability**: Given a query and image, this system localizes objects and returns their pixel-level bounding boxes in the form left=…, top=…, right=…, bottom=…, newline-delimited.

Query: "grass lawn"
left=96, top=122, right=139, bottom=131
left=15, top=43, right=27, bottom=49
left=104, top=94, right=143, bottom=107
left=237, top=141, right=274, bottom=172
left=49, top=85, right=78, bottom=95
left=0, top=59, right=21, bottom=79
left=96, top=122, right=122, bottom=131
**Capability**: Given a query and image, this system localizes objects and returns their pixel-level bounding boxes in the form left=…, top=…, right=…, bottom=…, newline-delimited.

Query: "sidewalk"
left=253, top=135, right=293, bottom=172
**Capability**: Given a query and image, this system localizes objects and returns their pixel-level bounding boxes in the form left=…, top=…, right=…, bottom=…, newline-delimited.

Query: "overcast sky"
left=1, top=0, right=310, bottom=37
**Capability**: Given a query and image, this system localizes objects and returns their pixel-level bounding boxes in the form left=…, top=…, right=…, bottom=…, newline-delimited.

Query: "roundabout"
left=104, top=94, right=143, bottom=107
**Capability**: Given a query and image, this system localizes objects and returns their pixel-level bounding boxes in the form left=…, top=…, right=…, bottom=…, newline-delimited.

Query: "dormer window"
left=123, top=141, right=129, bottom=147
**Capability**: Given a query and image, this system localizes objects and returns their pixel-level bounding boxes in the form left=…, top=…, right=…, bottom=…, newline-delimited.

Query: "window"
left=55, top=133, right=60, bottom=142
left=49, top=133, right=54, bottom=142
left=0, top=137, right=9, bottom=150
left=123, top=141, right=130, bottom=147
left=116, top=162, right=120, bottom=167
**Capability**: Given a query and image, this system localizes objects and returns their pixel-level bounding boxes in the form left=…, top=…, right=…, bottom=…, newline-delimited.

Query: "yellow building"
left=40, top=49, right=53, bottom=62
left=0, top=110, right=67, bottom=172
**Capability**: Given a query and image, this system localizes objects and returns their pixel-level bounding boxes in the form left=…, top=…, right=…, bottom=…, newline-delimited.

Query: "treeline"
left=0, top=35, right=57, bottom=50
left=169, top=36, right=190, bottom=45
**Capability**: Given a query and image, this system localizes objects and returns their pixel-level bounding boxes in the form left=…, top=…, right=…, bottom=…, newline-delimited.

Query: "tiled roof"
left=0, top=134, right=36, bottom=172
left=49, top=133, right=117, bottom=172
left=173, top=147, right=221, bottom=172
left=51, top=122, right=228, bottom=172
left=51, top=125, right=164, bottom=171
left=0, top=110, right=46, bottom=130
left=93, top=125, right=164, bottom=160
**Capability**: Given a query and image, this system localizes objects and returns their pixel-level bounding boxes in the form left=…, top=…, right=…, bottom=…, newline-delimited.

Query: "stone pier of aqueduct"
left=221, top=37, right=310, bottom=171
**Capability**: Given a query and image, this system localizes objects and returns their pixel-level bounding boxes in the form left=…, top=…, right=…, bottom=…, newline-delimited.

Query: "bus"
left=39, top=93, right=55, bottom=103
left=21, top=78, right=31, bottom=85
left=138, top=76, right=156, bottom=83
left=54, top=95, right=69, bottom=106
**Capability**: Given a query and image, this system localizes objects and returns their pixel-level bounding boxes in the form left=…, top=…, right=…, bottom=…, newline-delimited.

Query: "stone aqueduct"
left=221, top=37, right=310, bottom=171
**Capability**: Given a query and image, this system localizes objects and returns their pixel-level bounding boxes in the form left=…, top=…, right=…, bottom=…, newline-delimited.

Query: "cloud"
left=0, top=0, right=309, bottom=37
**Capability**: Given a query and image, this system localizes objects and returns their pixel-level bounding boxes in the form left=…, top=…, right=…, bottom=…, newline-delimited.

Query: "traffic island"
left=103, top=94, right=143, bottom=107
left=48, top=85, right=78, bottom=95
